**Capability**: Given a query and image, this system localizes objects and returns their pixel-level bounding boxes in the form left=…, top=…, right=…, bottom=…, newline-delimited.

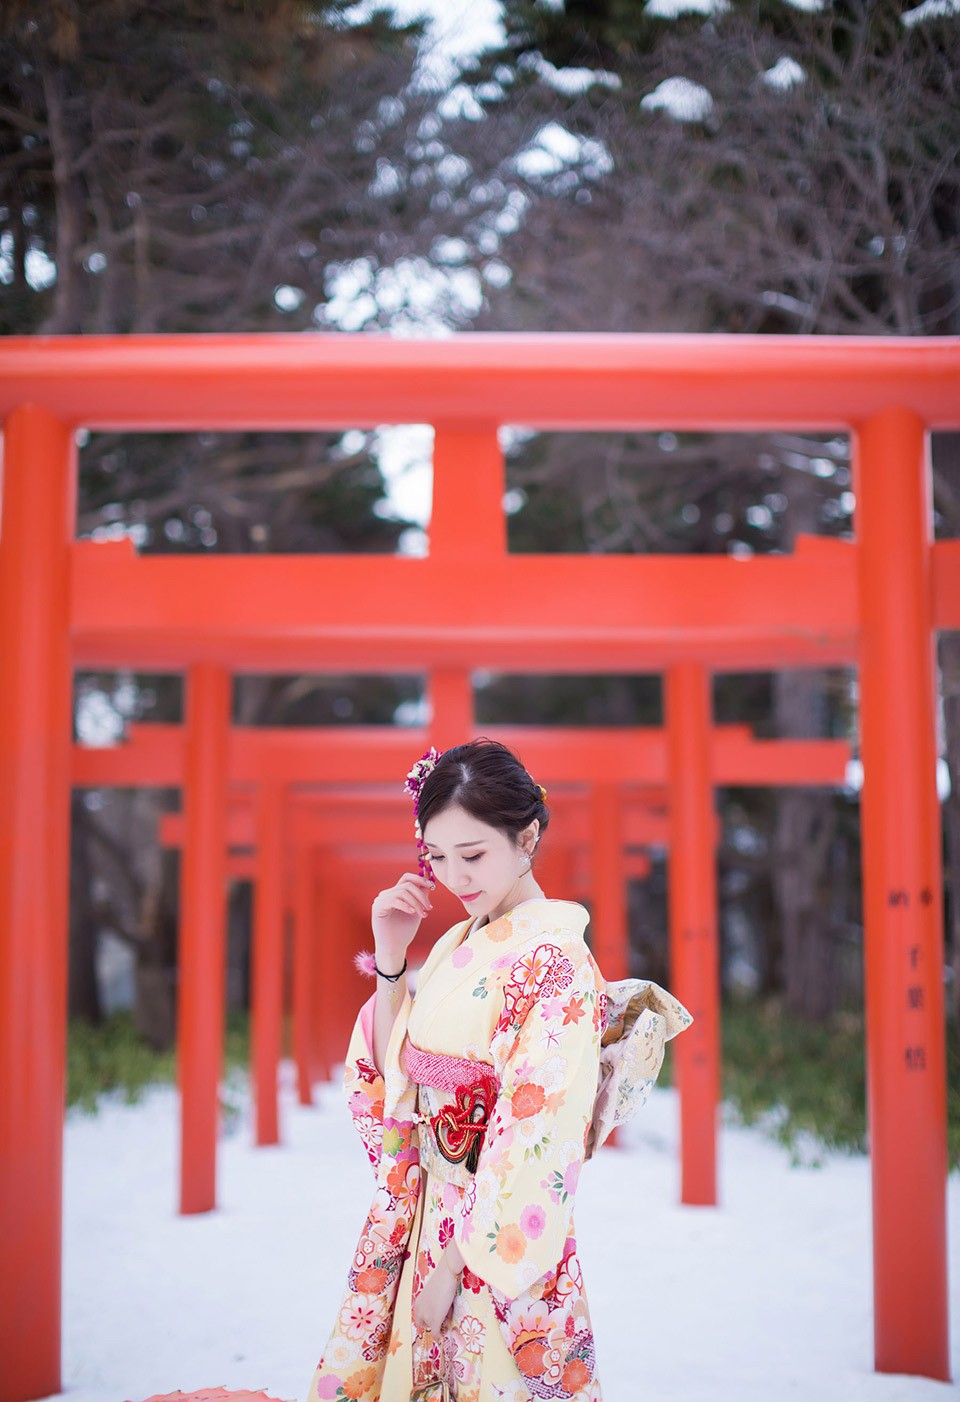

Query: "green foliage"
left=718, top=1001, right=960, bottom=1171
left=719, top=1001, right=869, bottom=1165
left=67, top=1008, right=251, bottom=1114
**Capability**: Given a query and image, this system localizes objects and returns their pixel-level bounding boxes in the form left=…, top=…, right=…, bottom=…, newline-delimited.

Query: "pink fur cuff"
left=354, top=949, right=378, bottom=978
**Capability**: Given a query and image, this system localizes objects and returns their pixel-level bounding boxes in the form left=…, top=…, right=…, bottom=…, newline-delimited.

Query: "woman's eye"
left=465, top=853, right=483, bottom=863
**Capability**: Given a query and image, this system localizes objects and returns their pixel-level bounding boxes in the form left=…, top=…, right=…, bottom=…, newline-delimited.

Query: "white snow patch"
left=532, top=56, right=623, bottom=97
left=762, top=56, right=806, bottom=89
left=901, top=0, right=960, bottom=23
left=642, top=76, right=715, bottom=122
left=514, top=122, right=613, bottom=179
left=646, top=0, right=730, bottom=14
left=437, top=83, right=485, bottom=121
left=348, top=0, right=504, bottom=90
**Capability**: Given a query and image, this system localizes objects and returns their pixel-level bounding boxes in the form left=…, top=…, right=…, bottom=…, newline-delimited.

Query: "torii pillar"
left=315, top=847, right=352, bottom=1071
left=252, top=778, right=286, bottom=1145
left=0, top=406, right=75, bottom=1402
left=666, top=661, right=720, bottom=1207
left=856, top=408, right=949, bottom=1379
left=590, top=783, right=629, bottom=980
left=589, top=782, right=629, bottom=1149
left=294, top=842, right=317, bottom=1105
left=430, top=668, right=474, bottom=751
left=178, top=663, right=230, bottom=1213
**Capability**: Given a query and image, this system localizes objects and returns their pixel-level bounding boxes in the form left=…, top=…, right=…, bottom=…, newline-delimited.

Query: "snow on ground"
left=54, top=1060, right=959, bottom=1402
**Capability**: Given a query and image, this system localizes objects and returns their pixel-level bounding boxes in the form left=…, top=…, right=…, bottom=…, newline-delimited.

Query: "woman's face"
left=421, top=802, right=538, bottom=924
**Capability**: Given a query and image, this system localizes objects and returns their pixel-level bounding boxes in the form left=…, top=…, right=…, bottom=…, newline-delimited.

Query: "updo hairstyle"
left=417, top=737, right=550, bottom=862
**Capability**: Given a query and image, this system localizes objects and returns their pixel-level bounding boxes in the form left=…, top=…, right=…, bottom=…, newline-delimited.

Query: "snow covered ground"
left=55, top=1060, right=958, bottom=1402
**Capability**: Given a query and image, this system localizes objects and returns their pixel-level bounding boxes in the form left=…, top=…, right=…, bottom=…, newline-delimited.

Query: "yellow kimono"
left=306, top=897, right=692, bottom=1402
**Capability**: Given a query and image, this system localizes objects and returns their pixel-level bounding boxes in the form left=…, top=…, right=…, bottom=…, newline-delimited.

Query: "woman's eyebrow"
left=424, top=839, right=486, bottom=850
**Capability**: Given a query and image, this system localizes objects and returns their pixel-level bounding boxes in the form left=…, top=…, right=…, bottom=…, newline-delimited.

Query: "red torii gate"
left=75, top=720, right=848, bottom=1158
left=0, top=334, right=957, bottom=1402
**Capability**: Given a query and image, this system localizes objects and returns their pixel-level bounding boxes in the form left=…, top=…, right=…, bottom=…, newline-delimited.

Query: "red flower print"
left=515, top=1337, right=549, bottom=1378
left=386, top=1160, right=419, bottom=1214
left=562, top=995, right=585, bottom=1025
left=438, top=1216, right=455, bottom=1249
left=562, top=1357, right=591, bottom=1391
left=512, top=1081, right=546, bottom=1119
left=461, top=1266, right=484, bottom=1294
left=354, top=1265, right=389, bottom=1294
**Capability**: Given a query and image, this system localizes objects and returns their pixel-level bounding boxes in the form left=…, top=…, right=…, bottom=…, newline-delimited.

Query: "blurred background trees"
left=2, top=1, right=958, bottom=1080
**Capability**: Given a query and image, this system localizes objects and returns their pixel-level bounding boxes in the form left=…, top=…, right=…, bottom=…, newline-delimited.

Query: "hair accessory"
left=404, top=745, right=444, bottom=877
left=537, top=783, right=547, bottom=801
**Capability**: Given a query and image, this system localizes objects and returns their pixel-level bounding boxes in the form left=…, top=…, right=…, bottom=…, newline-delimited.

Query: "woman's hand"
left=413, top=1252, right=460, bottom=1336
left=371, top=872, right=434, bottom=971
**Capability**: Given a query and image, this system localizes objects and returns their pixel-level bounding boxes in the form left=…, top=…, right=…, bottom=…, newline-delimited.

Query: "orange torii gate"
left=75, top=720, right=850, bottom=1161
left=1, top=334, right=957, bottom=1402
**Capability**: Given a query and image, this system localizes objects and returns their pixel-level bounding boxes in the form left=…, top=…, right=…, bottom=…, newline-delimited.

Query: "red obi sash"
left=402, top=1039, right=499, bottom=1175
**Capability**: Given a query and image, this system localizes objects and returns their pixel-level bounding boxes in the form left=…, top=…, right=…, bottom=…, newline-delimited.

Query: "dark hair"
left=418, top=737, right=550, bottom=858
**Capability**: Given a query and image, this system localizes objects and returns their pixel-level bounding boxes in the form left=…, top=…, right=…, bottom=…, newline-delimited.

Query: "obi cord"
left=402, top=1038, right=498, bottom=1175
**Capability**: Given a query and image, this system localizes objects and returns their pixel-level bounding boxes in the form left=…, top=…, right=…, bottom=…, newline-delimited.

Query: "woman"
left=306, top=738, right=691, bottom=1402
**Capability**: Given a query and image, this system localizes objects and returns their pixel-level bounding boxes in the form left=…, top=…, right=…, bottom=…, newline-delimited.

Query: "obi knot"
left=402, top=1038, right=499, bottom=1174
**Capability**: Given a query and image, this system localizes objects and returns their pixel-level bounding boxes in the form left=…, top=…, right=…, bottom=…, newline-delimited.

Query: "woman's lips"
left=461, top=892, right=482, bottom=901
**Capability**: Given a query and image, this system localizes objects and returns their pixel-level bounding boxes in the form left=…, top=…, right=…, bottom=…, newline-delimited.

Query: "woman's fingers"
left=400, top=874, right=434, bottom=898
left=400, top=873, right=435, bottom=890
left=397, top=877, right=432, bottom=913
left=372, top=873, right=434, bottom=920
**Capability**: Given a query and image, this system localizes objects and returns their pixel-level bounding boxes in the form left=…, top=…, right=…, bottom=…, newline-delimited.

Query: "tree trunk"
left=772, top=765, right=839, bottom=1020
left=227, top=879, right=253, bottom=1013
left=770, top=463, right=840, bottom=1020
left=37, top=57, right=87, bottom=334
left=932, top=433, right=960, bottom=1038
left=939, top=631, right=960, bottom=1030
left=68, top=794, right=102, bottom=1023
left=133, top=843, right=179, bottom=1050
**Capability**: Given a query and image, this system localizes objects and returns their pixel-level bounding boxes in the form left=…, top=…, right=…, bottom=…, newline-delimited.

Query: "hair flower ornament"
left=404, top=745, right=443, bottom=877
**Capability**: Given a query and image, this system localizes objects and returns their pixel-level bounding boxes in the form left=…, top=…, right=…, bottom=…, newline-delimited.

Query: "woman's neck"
left=470, top=891, right=547, bottom=936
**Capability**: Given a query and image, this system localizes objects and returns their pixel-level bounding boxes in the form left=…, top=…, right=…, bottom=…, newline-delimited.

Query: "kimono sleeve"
left=455, top=936, right=604, bottom=1300
left=342, top=991, right=389, bottom=1175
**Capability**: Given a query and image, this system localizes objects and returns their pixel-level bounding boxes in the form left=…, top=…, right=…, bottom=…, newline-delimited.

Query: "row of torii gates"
left=0, top=334, right=957, bottom=1401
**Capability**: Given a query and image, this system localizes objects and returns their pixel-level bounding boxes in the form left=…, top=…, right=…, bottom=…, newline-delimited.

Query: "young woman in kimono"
left=306, top=739, right=692, bottom=1402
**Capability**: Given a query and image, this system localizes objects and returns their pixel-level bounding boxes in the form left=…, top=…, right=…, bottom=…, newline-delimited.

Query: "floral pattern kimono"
left=306, top=897, right=692, bottom=1402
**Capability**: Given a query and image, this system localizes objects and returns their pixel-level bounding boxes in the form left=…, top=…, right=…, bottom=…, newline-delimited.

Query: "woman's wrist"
left=372, top=945, right=407, bottom=979
left=442, top=1241, right=465, bottom=1275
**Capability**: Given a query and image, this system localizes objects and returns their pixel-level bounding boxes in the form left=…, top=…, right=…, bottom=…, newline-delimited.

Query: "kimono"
left=306, top=897, right=692, bottom=1402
